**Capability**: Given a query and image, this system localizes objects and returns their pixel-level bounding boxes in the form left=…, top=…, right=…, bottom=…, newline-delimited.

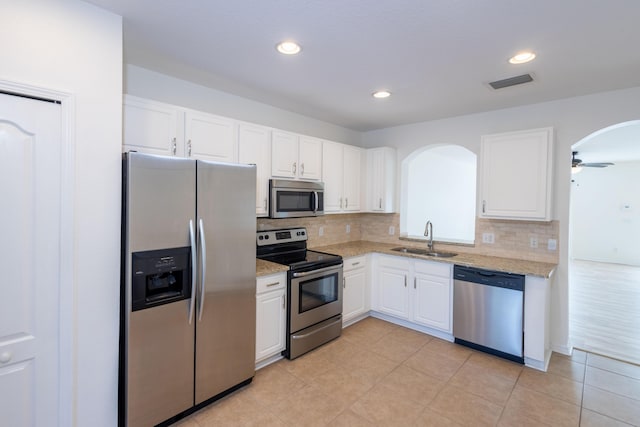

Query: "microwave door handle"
left=313, top=191, right=319, bottom=213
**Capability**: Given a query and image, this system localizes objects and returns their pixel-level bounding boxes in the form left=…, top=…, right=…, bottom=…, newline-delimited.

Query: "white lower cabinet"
left=342, top=256, right=369, bottom=325
left=255, top=273, right=286, bottom=364
left=376, top=256, right=411, bottom=320
left=373, top=255, right=452, bottom=333
left=524, top=274, right=552, bottom=370
left=412, top=260, right=453, bottom=332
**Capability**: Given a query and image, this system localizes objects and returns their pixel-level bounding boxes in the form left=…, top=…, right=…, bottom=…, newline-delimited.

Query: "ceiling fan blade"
left=582, top=162, right=614, bottom=167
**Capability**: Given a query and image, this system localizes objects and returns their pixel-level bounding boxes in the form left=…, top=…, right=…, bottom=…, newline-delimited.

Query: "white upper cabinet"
left=271, top=131, right=322, bottom=180
left=271, top=131, right=298, bottom=178
left=123, top=96, right=181, bottom=156
left=343, top=145, right=362, bottom=211
left=298, top=136, right=323, bottom=180
left=322, top=141, right=362, bottom=213
left=123, top=95, right=237, bottom=163
left=238, top=123, right=271, bottom=216
left=479, top=127, right=554, bottom=221
left=366, top=147, right=396, bottom=212
left=184, top=110, right=237, bottom=163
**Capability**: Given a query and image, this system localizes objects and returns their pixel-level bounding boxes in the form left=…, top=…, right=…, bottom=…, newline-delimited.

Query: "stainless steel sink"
left=391, top=247, right=457, bottom=258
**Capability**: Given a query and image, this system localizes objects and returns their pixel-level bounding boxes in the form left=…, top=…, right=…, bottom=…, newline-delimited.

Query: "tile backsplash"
left=257, top=213, right=559, bottom=263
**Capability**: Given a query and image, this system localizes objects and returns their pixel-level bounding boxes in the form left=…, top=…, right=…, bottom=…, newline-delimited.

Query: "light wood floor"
left=570, top=259, right=640, bottom=366
left=174, top=318, right=640, bottom=426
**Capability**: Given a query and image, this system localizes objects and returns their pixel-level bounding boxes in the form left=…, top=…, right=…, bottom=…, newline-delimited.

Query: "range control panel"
left=257, top=228, right=307, bottom=246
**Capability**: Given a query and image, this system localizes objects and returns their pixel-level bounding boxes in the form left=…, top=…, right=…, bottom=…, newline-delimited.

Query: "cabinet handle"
left=482, top=200, right=486, bottom=213
left=187, top=139, right=192, bottom=157
left=343, top=277, right=346, bottom=289
left=301, top=163, right=305, bottom=176
left=292, top=162, right=297, bottom=175
left=379, top=198, right=382, bottom=209
left=345, top=198, right=348, bottom=209
left=352, top=262, right=360, bottom=266
left=414, top=277, right=416, bottom=289
left=404, top=275, right=407, bottom=287
left=266, top=281, right=280, bottom=287
left=282, top=294, right=285, bottom=309
left=171, top=137, right=177, bottom=155
left=339, top=197, right=343, bottom=209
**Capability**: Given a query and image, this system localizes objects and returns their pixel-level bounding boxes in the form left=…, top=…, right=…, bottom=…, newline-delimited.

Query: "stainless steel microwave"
left=269, top=179, right=324, bottom=218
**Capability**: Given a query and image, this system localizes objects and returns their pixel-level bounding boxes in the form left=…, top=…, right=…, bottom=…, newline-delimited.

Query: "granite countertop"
left=256, top=258, right=289, bottom=277
left=311, top=240, right=557, bottom=278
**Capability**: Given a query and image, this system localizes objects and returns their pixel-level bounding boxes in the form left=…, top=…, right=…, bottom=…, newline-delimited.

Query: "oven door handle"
left=291, top=263, right=343, bottom=278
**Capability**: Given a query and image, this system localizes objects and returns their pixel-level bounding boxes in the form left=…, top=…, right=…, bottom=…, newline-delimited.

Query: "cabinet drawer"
left=344, top=255, right=367, bottom=271
left=414, top=259, right=452, bottom=278
left=256, top=273, right=286, bottom=294
left=377, top=255, right=411, bottom=270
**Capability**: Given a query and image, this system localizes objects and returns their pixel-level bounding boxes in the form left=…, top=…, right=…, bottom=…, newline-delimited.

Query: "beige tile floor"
left=176, top=318, right=640, bottom=426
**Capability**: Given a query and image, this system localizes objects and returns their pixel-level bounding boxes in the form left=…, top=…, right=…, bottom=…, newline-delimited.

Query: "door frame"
left=1, top=79, right=75, bottom=426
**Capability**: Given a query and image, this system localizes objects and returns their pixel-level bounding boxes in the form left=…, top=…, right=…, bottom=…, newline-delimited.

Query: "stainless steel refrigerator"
left=120, top=152, right=256, bottom=427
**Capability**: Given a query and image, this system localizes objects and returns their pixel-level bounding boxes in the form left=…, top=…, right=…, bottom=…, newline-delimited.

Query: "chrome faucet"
left=424, top=220, right=434, bottom=251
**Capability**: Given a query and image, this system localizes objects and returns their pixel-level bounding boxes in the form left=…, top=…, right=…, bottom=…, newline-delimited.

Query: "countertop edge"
left=310, top=241, right=558, bottom=279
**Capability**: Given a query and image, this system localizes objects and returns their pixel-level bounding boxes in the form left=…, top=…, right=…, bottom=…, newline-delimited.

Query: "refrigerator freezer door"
left=195, top=160, right=257, bottom=404
left=124, top=152, right=196, bottom=426
left=127, top=152, right=196, bottom=253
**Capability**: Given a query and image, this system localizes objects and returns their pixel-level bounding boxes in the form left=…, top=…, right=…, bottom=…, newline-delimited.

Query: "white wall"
left=363, top=86, right=640, bottom=353
left=125, top=64, right=362, bottom=146
left=0, top=1, right=122, bottom=426
left=570, top=161, right=640, bottom=266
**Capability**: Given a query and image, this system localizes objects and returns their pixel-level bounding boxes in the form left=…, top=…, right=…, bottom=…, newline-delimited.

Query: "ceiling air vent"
left=489, top=73, right=533, bottom=90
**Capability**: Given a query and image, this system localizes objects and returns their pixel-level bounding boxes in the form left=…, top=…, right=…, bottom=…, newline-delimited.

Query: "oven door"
left=289, top=264, right=342, bottom=333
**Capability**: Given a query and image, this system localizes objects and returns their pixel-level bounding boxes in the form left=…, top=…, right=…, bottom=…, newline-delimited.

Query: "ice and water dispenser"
left=130, top=247, right=191, bottom=311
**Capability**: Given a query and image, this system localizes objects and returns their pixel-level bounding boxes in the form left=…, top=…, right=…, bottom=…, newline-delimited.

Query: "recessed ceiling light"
left=372, top=90, right=391, bottom=99
left=509, top=51, right=536, bottom=64
left=276, top=41, right=302, bottom=55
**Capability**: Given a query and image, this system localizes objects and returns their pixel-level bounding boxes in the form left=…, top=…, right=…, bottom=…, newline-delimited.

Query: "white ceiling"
left=86, top=0, right=640, bottom=132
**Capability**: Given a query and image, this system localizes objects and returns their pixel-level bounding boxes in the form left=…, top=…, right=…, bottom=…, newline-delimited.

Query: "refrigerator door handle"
left=188, top=220, right=197, bottom=324
left=198, top=218, right=207, bottom=321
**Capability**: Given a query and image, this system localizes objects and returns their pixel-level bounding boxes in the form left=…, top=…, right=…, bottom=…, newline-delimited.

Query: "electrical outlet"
left=482, top=233, right=494, bottom=244
left=346, top=224, right=351, bottom=234
left=318, top=226, right=324, bottom=236
left=548, top=239, right=557, bottom=251
left=388, top=226, right=395, bottom=235
left=530, top=237, right=538, bottom=249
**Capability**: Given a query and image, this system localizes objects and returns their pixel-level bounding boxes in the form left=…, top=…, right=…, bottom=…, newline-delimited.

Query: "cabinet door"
left=342, top=145, right=362, bottom=211
left=255, top=289, right=286, bottom=362
left=343, top=267, right=367, bottom=323
left=366, top=147, right=395, bottom=212
left=238, top=124, right=271, bottom=216
left=271, top=131, right=298, bottom=178
left=377, top=266, right=410, bottom=320
left=185, top=111, right=237, bottom=163
left=298, top=136, right=322, bottom=180
left=480, top=128, right=553, bottom=220
left=123, top=96, right=180, bottom=156
left=413, top=273, right=452, bottom=332
left=322, top=141, right=344, bottom=212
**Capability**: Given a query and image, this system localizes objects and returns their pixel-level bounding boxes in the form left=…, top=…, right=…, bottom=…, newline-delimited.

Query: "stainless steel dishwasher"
left=453, top=265, right=525, bottom=364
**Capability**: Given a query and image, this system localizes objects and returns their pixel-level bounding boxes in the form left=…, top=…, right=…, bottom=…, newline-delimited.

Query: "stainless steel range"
left=256, top=228, right=343, bottom=359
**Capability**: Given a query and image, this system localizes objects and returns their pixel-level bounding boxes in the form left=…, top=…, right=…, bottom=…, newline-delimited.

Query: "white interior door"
left=0, top=92, right=62, bottom=426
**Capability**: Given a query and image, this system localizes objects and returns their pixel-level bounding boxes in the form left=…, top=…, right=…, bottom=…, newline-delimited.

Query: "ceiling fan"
left=571, top=151, right=614, bottom=169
